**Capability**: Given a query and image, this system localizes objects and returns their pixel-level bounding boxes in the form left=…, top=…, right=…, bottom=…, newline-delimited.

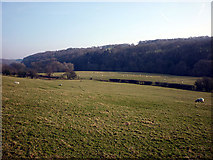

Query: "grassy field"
left=53, top=71, right=200, bottom=85
left=2, top=75, right=212, bottom=159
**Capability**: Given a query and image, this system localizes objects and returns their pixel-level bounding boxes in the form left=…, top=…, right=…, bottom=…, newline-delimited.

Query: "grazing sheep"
left=14, top=81, right=19, bottom=84
left=195, top=98, right=204, bottom=103
left=59, top=84, right=62, bottom=86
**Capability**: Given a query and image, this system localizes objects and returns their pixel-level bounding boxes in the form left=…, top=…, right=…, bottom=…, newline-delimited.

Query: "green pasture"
left=53, top=71, right=200, bottom=85
left=2, top=75, right=212, bottom=158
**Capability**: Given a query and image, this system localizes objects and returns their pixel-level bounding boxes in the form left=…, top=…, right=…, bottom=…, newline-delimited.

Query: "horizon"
left=2, top=2, right=211, bottom=59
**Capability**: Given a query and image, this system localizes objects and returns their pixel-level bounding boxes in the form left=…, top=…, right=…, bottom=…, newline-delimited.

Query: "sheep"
left=59, top=84, right=62, bottom=86
left=195, top=98, right=204, bottom=103
left=14, top=81, right=19, bottom=84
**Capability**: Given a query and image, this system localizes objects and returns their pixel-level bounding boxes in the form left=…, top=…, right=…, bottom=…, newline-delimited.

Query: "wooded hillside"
left=22, top=36, right=212, bottom=77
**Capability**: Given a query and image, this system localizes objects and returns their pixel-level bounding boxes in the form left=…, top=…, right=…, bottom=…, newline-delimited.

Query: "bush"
left=17, top=71, right=27, bottom=77
left=2, top=69, right=11, bottom=75
left=65, top=71, right=77, bottom=80
left=195, top=77, right=213, bottom=92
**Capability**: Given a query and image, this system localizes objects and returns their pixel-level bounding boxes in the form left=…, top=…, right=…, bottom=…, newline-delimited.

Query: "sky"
left=1, top=1, right=212, bottom=59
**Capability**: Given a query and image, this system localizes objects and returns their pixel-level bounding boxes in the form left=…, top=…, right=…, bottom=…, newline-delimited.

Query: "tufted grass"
left=2, top=75, right=212, bottom=159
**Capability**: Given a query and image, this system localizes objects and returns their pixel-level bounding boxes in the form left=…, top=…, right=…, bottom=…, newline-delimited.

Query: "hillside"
left=22, top=36, right=212, bottom=77
left=2, top=75, right=212, bottom=158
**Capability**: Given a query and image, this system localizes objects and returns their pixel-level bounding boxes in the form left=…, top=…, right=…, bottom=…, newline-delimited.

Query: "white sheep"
left=14, top=81, right=19, bottom=84
left=195, top=98, right=204, bottom=103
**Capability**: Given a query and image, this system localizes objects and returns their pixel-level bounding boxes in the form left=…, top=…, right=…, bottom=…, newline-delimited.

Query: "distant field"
left=53, top=71, right=200, bottom=85
left=2, top=75, right=212, bottom=159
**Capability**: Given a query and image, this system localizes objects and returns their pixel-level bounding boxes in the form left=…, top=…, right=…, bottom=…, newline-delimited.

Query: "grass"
left=53, top=71, right=200, bottom=85
left=2, top=74, right=212, bottom=159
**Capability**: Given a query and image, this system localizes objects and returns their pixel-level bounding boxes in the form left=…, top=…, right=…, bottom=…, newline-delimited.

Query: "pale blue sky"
left=2, top=2, right=211, bottom=59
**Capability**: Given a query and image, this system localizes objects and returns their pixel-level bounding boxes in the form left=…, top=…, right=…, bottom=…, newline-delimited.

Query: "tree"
left=63, top=62, right=74, bottom=72
left=195, top=77, right=213, bottom=92
left=65, top=71, right=77, bottom=80
left=2, top=64, right=13, bottom=75
left=192, top=60, right=212, bottom=77
left=63, top=62, right=77, bottom=79
left=10, top=62, right=26, bottom=74
left=21, top=36, right=211, bottom=77
left=45, top=65, right=53, bottom=77
left=27, top=69, right=38, bottom=79
left=173, top=61, right=188, bottom=76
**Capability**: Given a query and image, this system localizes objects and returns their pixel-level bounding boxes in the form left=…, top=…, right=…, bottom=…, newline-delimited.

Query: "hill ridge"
left=22, top=36, right=212, bottom=77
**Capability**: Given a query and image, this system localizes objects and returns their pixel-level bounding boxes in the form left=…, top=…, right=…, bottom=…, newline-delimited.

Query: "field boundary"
left=98, top=78, right=197, bottom=91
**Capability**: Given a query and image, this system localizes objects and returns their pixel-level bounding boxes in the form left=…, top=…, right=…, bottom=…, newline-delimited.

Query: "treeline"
left=22, top=36, right=212, bottom=77
left=195, top=77, right=213, bottom=92
left=2, top=63, right=38, bottom=78
left=2, top=59, right=77, bottom=79
left=107, top=77, right=213, bottom=92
